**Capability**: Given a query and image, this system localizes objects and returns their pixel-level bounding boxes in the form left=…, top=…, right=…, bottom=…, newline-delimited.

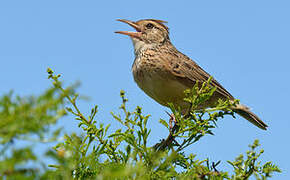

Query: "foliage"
left=0, top=68, right=281, bottom=179
left=0, top=85, right=74, bottom=178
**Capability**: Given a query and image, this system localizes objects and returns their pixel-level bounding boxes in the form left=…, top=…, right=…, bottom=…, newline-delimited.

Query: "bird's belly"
left=133, top=70, right=189, bottom=109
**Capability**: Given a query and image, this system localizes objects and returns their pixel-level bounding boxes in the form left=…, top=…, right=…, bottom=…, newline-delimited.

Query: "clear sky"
left=0, top=0, right=289, bottom=179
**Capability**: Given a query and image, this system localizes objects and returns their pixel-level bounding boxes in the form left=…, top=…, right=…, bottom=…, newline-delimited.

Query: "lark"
left=116, top=19, right=267, bottom=130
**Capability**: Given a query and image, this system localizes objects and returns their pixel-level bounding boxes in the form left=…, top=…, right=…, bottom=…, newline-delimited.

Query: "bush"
left=0, top=68, right=281, bottom=179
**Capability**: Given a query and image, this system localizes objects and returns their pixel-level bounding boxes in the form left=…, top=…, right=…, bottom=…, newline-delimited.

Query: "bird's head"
left=116, top=19, right=170, bottom=47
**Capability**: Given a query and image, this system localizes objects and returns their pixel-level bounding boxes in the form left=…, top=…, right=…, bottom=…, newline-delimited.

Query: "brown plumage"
left=116, top=19, right=268, bottom=130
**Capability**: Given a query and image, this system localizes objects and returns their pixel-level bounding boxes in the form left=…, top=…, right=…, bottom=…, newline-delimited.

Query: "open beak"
left=115, top=19, right=142, bottom=39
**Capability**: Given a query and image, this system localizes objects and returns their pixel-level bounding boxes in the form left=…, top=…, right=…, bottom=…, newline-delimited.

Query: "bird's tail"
left=232, top=104, right=268, bottom=130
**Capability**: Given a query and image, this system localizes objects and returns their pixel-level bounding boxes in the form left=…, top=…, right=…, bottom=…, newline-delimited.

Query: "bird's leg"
left=153, top=111, right=180, bottom=151
left=168, top=112, right=176, bottom=130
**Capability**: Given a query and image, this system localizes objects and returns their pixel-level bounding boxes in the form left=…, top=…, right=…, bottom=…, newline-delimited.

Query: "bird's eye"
left=146, top=23, right=154, bottom=29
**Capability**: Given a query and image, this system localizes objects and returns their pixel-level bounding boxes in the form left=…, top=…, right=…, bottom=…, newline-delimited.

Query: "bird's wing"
left=162, top=49, right=234, bottom=100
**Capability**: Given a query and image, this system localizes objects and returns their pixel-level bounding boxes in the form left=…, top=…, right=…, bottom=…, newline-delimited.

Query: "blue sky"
left=0, top=0, right=289, bottom=178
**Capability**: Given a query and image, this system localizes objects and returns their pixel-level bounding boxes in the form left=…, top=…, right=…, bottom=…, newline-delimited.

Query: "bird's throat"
left=131, top=38, right=155, bottom=56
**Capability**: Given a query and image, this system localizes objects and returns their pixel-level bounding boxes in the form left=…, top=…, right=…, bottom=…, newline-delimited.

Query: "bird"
left=115, top=19, right=268, bottom=130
